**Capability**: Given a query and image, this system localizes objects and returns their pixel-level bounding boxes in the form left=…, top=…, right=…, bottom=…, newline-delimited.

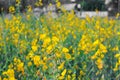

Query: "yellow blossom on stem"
left=61, top=69, right=67, bottom=76
left=80, top=70, right=85, bottom=76
left=58, top=62, right=65, bottom=70
left=99, top=43, right=107, bottom=53
left=56, top=52, right=62, bottom=58
left=9, top=6, right=15, bottom=13
left=65, top=53, right=71, bottom=60
left=116, top=13, right=120, bottom=19
left=95, top=58, right=103, bottom=70
left=62, top=47, right=69, bottom=53
left=2, top=69, right=16, bottom=80
left=28, top=61, right=32, bottom=67
left=32, top=45, right=38, bottom=52
left=40, top=33, right=47, bottom=40
left=27, top=5, right=32, bottom=12
left=115, top=53, right=120, bottom=58
left=56, top=1, right=61, bottom=8
left=17, top=62, right=24, bottom=74
left=32, top=55, right=40, bottom=67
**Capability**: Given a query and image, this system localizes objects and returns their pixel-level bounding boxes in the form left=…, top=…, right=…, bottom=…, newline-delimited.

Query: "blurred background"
left=0, top=0, right=119, bottom=16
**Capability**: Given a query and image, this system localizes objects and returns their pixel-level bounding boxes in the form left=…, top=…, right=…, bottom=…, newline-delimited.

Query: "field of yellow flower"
left=0, top=4, right=120, bottom=80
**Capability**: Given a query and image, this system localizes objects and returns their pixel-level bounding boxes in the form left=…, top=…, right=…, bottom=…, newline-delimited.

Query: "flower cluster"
left=0, top=3, right=120, bottom=80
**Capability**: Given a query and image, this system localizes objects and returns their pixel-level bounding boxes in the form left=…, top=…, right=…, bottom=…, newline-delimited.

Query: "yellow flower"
left=9, top=6, right=15, bottom=13
left=2, top=69, right=15, bottom=79
left=49, top=62, right=54, bottom=67
left=68, top=70, right=72, bottom=74
left=93, top=39, right=99, bottom=47
left=28, top=61, right=32, bottom=67
left=112, top=46, right=119, bottom=51
left=13, top=59, right=25, bottom=75
left=16, top=0, right=21, bottom=5
left=96, top=71, right=100, bottom=75
left=32, top=55, right=40, bottom=67
left=117, top=32, right=120, bottom=35
left=27, top=5, right=32, bottom=12
left=40, top=33, right=46, bottom=40
left=113, top=62, right=119, bottom=71
left=99, top=43, right=107, bottom=53
left=42, top=64, right=48, bottom=71
left=118, top=59, right=120, bottom=65
left=115, top=53, right=120, bottom=58
left=58, top=62, right=65, bottom=70
left=42, top=37, right=51, bottom=47
left=31, top=39, right=37, bottom=46
left=100, top=54, right=104, bottom=59
left=72, top=73, right=76, bottom=78
left=26, top=14, right=30, bottom=20
left=58, top=75, right=64, bottom=80
left=91, top=49, right=101, bottom=60
left=46, top=45, right=53, bottom=54
left=116, top=13, right=120, bottom=19
left=38, top=0, right=43, bottom=6
left=14, top=57, right=21, bottom=64
left=43, top=56, right=47, bottom=61
left=49, top=3, right=52, bottom=6
left=56, top=1, right=61, bottom=8
left=52, top=36, right=59, bottom=43
left=91, top=55, right=96, bottom=60
left=56, top=52, right=62, bottom=58
left=113, top=67, right=118, bottom=72
left=32, top=45, right=38, bottom=52
left=80, top=70, right=85, bottom=76
left=26, top=50, right=34, bottom=60
left=95, top=58, right=103, bottom=70
left=35, top=2, right=39, bottom=7
left=17, top=62, right=24, bottom=71
left=8, top=63, right=13, bottom=69
left=61, top=69, right=67, bottom=76
left=65, top=53, right=71, bottom=60
left=62, top=47, right=69, bottom=53
left=67, top=75, right=71, bottom=80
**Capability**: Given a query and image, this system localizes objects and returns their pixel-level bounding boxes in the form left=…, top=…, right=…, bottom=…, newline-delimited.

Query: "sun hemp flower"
left=9, top=6, right=15, bottom=13
left=95, top=58, right=103, bottom=70
left=2, top=69, right=16, bottom=80
left=56, top=0, right=61, bottom=8
left=32, top=55, right=41, bottom=67
left=58, top=62, right=65, bottom=70
left=61, top=69, right=67, bottom=76
left=62, top=47, right=69, bottom=53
